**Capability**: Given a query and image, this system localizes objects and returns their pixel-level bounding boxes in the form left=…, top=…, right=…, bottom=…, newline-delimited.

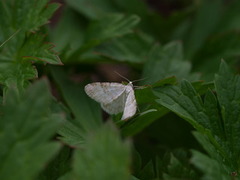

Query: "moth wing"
left=101, top=91, right=126, bottom=114
left=121, top=86, right=137, bottom=120
left=84, top=82, right=126, bottom=104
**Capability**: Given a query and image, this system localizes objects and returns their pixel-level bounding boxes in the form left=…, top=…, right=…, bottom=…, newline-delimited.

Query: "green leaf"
left=192, top=131, right=227, bottom=166
left=191, top=150, right=231, bottom=180
left=38, top=146, right=71, bottom=180
left=215, top=61, right=240, bottom=167
left=153, top=80, right=232, bottom=167
left=192, top=32, right=240, bottom=80
left=67, top=13, right=140, bottom=61
left=154, top=80, right=210, bottom=132
left=50, top=67, right=103, bottom=146
left=121, top=76, right=177, bottom=137
left=203, top=90, right=224, bottom=139
left=184, top=0, right=222, bottom=58
left=20, top=33, right=62, bottom=65
left=142, top=42, right=199, bottom=85
left=85, top=13, right=140, bottom=43
left=121, top=107, right=167, bottom=137
left=65, top=0, right=118, bottom=19
left=137, top=161, right=155, bottom=180
left=0, top=0, right=59, bottom=35
left=162, top=151, right=198, bottom=180
left=49, top=8, right=86, bottom=56
left=72, top=122, right=131, bottom=180
left=95, top=33, right=153, bottom=63
left=0, top=1, right=61, bottom=93
left=0, top=79, right=62, bottom=180
left=155, top=61, right=240, bottom=173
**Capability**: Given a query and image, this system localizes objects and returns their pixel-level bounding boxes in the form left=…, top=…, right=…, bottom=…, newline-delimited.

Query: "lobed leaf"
left=0, top=79, right=62, bottom=180
left=51, top=67, right=103, bottom=146
left=72, top=122, right=131, bottom=180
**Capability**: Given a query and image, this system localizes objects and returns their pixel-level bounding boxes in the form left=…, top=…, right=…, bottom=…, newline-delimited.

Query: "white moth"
left=84, top=81, right=137, bottom=120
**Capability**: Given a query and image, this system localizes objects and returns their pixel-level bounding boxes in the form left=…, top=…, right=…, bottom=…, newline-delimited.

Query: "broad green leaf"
left=49, top=7, right=86, bottom=57
left=38, top=147, right=71, bottom=180
left=20, top=33, right=62, bottom=65
left=66, top=13, right=140, bottom=61
left=0, top=0, right=59, bottom=36
left=153, top=80, right=230, bottom=168
left=215, top=61, right=240, bottom=167
left=65, top=0, right=118, bottom=19
left=86, top=13, right=140, bottom=43
left=142, top=42, right=199, bottom=85
left=191, top=150, right=231, bottom=180
left=137, top=161, right=155, bottom=180
left=95, top=33, right=153, bottom=63
left=184, top=0, right=222, bottom=58
left=72, top=122, right=131, bottom=180
left=192, top=32, right=240, bottom=80
left=50, top=67, right=103, bottom=146
left=0, top=62, right=38, bottom=95
left=121, top=107, right=167, bottom=137
left=0, top=1, right=61, bottom=93
left=203, top=90, right=224, bottom=139
left=0, top=79, right=62, bottom=180
left=192, top=131, right=228, bottom=167
left=154, top=80, right=210, bottom=132
left=155, top=61, right=240, bottom=173
left=162, top=152, right=198, bottom=180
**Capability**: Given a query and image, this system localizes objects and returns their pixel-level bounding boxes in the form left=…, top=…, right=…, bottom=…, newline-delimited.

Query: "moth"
left=84, top=81, right=137, bottom=120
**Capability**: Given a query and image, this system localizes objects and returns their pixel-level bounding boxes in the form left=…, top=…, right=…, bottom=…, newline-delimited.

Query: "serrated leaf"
left=153, top=80, right=231, bottom=169
left=95, top=33, right=153, bottom=63
left=163, top=153, right=198, bottom=180
left=142, top=42, right=199, bottom=85
left=51, top=67, right=103, bottom=146
left=0, top=79, right=62, bottom=180
left=191, top=150, right=231, bottom=180
left=66, top=13, right=140, bottom=61
left=72, top=122, right=131, bottom=180
left=65, top=0, right=118, bottom=19
left=154, top=80, right=210, bottom=132
left=215, top=61, right=240, bottom=167
left=38, top=147, right=71, bottom=180
left=0, top=1, right=61, bottom=94
left=154, top=61, right=240, bottom=173
left=87, top=13, right=140, bottom=40
left=49, top=7, right=86, bottom=56
left=137, top=161, right=155, bottom=180
left=0, top=0, right=59, bottom=34
left=192, top=131, right=227, bottom=166
left=20, top=33, right=62, bottom=65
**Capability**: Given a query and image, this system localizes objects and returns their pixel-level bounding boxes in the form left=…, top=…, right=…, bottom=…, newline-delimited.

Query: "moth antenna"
left=132, top=77, right=147, bottom=83
left=114, top=71, right=130, bottom=82
left=0, top=29, right=21, bottom=48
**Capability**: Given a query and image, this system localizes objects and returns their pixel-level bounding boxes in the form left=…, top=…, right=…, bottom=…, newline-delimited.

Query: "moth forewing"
left=121, top=84, right=137, bottom=120
left=84, top=81, right=137, bottom=120
left=101, top=91, right=126, bottom=114
left=84, top=82, right=126, bottom=104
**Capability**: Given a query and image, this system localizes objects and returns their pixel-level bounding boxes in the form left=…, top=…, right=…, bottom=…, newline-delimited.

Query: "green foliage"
left=0, top=79, right=62, bottom=180
left=2, top=0, right=240, bottom=179
left=72, top=122, right=131, bottom=180
left=155, top=61, right=240, bottom=178
left=0, top=0, right=61, bottom=94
